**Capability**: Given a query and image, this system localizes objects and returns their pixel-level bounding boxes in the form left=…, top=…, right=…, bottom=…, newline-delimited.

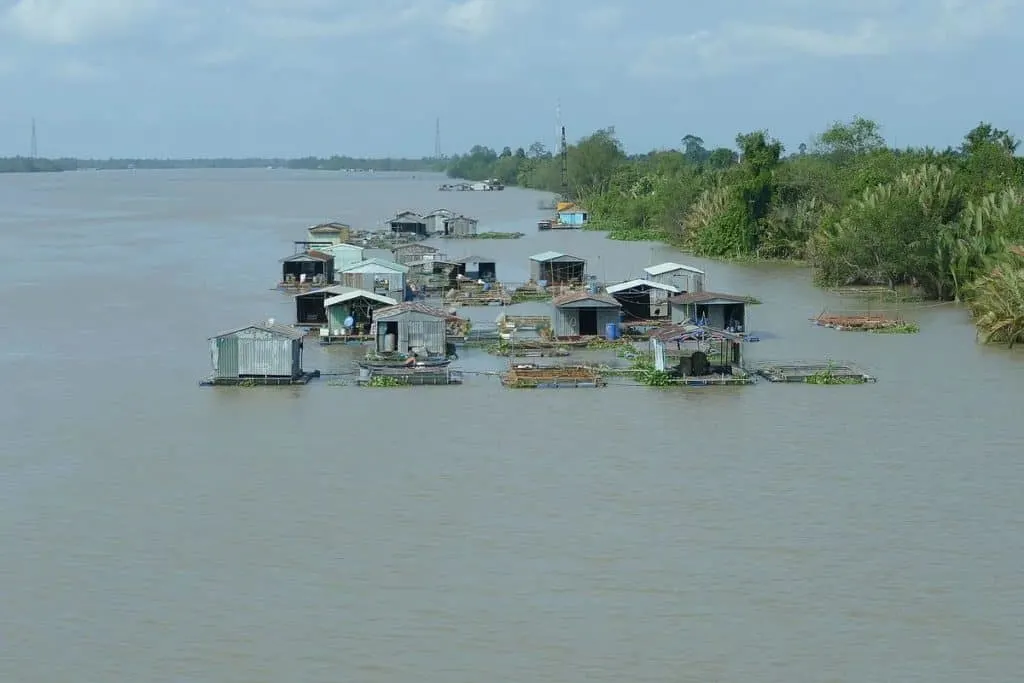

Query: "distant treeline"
left=0, top=155, right=446, bottom=174
left=444, top=120, right=1024, bottom=347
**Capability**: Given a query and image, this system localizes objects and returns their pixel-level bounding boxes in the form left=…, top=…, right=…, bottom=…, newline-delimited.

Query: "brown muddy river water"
left=1, top=169, right=1021, bottom=682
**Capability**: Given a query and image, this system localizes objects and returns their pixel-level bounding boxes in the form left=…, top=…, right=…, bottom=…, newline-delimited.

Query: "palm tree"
left=966, top=247, right=1024, bottom=348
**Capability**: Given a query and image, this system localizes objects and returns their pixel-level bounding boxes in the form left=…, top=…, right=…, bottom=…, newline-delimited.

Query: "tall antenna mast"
left=434, top=117, right=442, bottom=159
left=30, top=118, right=37, bottom=159
left=560, top=125, right=568, bottom=200
left=555, top=100, right=561, bottom=157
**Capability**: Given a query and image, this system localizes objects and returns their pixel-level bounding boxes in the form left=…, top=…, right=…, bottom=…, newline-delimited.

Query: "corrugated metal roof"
left=292, top=285, right=353, bottom=299
left=393, top=243, right=438, bottom=252
left=324, top=242, right=363, bottom=252
left=422, top=208, right=454, bottom=218
left=552, top=292, right=620, bottom=307
left=643, top=262, right=705, bottom=276
left=390, top=210, right=424, bottom=221
left=445, top=214, right=478, bottom=223
left=338, top=257, right=409, bottom=274
left=605, top=278, right=680, bottom=295
left=649, top=323, right=742, bottom=342
left=453, top=255, right=495, bottom=264
left=530, top=250, right=584, bottom=262
left=375, top=302, right=457, bottom=319
left=324, top=289, right=397, bottom=308
left=308, top=222, right=350, bottom=233
left=281, top=251, right=331, bottom=263
left=211, top=322, right=305, bottom=340
left=669, top=291, right=751, bottom=305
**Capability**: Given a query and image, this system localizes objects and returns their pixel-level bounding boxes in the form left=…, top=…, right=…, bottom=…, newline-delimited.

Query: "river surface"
left=1, top=169, right=1021, bottom=683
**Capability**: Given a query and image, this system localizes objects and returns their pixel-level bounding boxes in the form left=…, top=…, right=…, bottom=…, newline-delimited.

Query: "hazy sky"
left=1, top=0, right=1021, bottom=158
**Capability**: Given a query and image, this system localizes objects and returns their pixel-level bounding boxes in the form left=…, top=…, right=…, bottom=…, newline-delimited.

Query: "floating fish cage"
left=754, top=362, right=876, bottom=383
left=355, top=365, right=462, bottom=386
left=500, top=365, right=606, bottom=389
left=813, top=313, right=905, bottom=331
left=497, top=314, right=552, bottom=331
left=200, top=371, right=320, bottom=387
left=443, top=281, right=511, bottom=307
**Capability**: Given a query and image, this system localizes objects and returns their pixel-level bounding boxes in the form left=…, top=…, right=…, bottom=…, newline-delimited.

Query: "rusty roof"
left=453, top=255, right=495, bottom=264
left=649, top=323, right=743, bottom=342
left=552, top=291, right=620, bottom=307
left=668, top=291, right=752, bottom=305
left=308, top=222, right=350, bottom=233
left=374, top=302, right=460, bottom=319
left=281, top=250, right=332, bottom=262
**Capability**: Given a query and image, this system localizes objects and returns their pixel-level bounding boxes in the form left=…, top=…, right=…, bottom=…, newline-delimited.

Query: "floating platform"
left=501, top=365, right=606, bottom=388
left=754, top=362, right=876, bottom=383
left=355, top=366, right=462, bottom=386
left=357, top=357, right=451, bottom=369
left=668, top=369, right=756, bottom=385
left=491, top=348, right=571, bottom=358
left=319, top=334, right=372, bottom=345
left=497, top=314, right=552, bottom=331
left=537, top=220, right=582, bottom=231
left=813, top=313, right=904, bottom=331
left=450, top=328, right=502, bottom=344
left=200, top=370, right=321, bottom=386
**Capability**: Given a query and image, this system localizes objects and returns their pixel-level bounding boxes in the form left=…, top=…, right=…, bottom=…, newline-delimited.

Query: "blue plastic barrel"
left=605, top=322, right=621, bottom=340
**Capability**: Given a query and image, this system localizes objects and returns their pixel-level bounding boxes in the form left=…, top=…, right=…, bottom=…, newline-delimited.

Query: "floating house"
left=643, top=262, right=705, bottom=293
left=649, top=324, right=746, bottom=378
left=443, top=214, right=479, bottom=237
left=209, top=321, right=307, bottom=382
left=552, top=291, right=621, bottom=338
left=307, top=222, right=350, bottom=245
left=530, top=251, right=587, bottom=285
left=555, top=201, right=588, bottom=226
left=422, top=208, right=455, bottom=233
left=605, top=279, right=680, bottom=321
left=323, top=288, right=397, bottom=338
left=453, top=255, right=497, bottom=281
left=669, top=291, right=749, bottom=331
left=337, top=258, right=408, bottom=299
left=319, top=242, right=365, bottom=274
left=281, top=250, right=334, bottom=287
left=388, top=210, right=428, bottom=236
left=294, top=285, right=356, bottom=326
left=392, top=242, right=439, bottom=265
left=373, top=302, right=454, bottom=356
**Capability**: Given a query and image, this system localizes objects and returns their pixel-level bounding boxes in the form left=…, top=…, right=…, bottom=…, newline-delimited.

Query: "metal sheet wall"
left=342, top=270, right=405, bottom=298
left=234, top=329, right=297, bottom=377
left=212, top=336, right=239, bottom=378
left=553, top=307, right=620, bottom=338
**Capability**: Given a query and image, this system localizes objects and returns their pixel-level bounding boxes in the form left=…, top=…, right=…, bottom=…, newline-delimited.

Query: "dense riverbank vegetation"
left=444, top=119, right=1024, bottom=346
left=0, top=155, right=444, bottom=173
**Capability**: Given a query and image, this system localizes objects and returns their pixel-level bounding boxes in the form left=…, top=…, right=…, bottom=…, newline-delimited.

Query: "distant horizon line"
left=0, top=154, right=445, bottom=161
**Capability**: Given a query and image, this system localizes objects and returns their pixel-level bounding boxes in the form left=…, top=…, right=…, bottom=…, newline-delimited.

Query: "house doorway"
left=578, top=309, right=598, bottom=335
left=380, top=321, right=399, bottom=351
